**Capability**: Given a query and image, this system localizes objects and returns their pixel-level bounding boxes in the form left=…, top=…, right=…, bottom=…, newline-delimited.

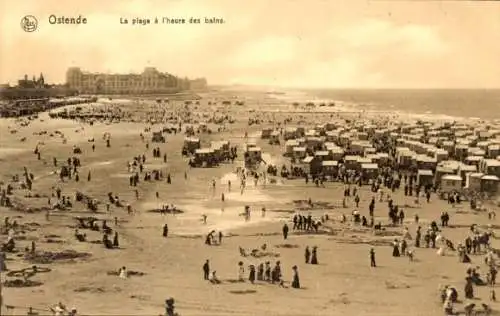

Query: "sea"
left=303, top=89, right=500, bottom=121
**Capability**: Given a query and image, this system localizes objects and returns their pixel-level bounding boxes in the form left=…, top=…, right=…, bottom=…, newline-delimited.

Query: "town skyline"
left=1, top=0, right=500, bottom=89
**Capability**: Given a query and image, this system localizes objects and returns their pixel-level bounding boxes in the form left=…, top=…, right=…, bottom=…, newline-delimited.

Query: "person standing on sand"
left=203, top=260, right=210, bottom=280
left=228, top=180, right=231, bottom=192
left=310, top=246, right=318, bottom=264
left=163, top=224, right=169, bottom=237
left=87, top=171, right=91, bottom=182
left=282, top=223, right=289, bottom=240
left=238, top=261, right=245, bottom=282
left=291, top=265, right=300, bottom=289
left=370, top=248, right=376, bottom=267
left=305, top=246, right=311, bottom=264
left=113, top=232, right=119, bottom=248
left=249, top=265, right=256, bottom=284
left=265, top=261, right=271, bottom=281
left=262, top=207, right=266, bottom=217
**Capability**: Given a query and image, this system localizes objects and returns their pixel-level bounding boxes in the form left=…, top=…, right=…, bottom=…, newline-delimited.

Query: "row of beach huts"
left=260, top=120, right=500, bottom=197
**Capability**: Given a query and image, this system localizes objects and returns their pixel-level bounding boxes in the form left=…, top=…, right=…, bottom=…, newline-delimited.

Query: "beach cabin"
left=314, top=150, right=331, bottom=162
left=366, top=154, right=380, bottom=165
left=417, top=169, right=434, bottom=187
left=285, top=140, right=299, bottom=156
left=434, top=149, right=449, bottom=163
left=151, top=131, right=165, bottom=143
left=193, top=148, right=216, bottom=167
left=305, top=137, right=323, bottom=150
left=357, top=132, right=369, bottom=141
left=339, top=133, right=352, bottom=147
left=183, top=137, right=201, bottom=154
left=416, top=155, right=437, bottom=171
left=244, top=147, right=262, bottom=169
left=481, top=175, right=500, bottom=194
left=487, top=145, right=500, bottom=159
left=302, top=156, right=322, bottom=175
left=322, top=161, right=339, bottom=179
left=464, top=156, right=482, bottom=167
left=397, top=150, right=414, bottom=169
left=245, top=141, right=257, bottom=150
left=198, top=122, right=208, bottom=133
left=344, top=155, right=359, bottom=170
left=292, top=147, right=307, bottom=161
left=305, top=129, right=319, bottom=138
left=435, top=165, right=458, bottom=187
left=269, top=131, right=280, bottom=144
left=325, top=131, right=339, bottom=142
left=364, top=147, right=376, bottom=156
left=479, top=159, right=500, bottom=177
left=458, top=164, right=477, bottom=186
left=440, top=174, right=463, bottom=196
left=361, top=163, right=379, bottom=184
left=441, top=141, right=455, bottom=155
left=314, top=124, right=326, bottom=136
left=296, top=127, right=305, bottom=137
left=284, top=127, right=299, bottom=140
left=261, top=128, right=273, bottom=139
left=377, top=153, right=390, bottom=166
left=329, top=147, right=345, bottom=161
left=466, top=172, right=484, bottom=192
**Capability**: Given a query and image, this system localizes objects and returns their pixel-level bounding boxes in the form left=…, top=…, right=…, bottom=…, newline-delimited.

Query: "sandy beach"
left=1, top=89, right=499, bottom=316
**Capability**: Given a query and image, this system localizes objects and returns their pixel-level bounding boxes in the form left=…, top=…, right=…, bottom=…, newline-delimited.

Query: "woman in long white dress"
left=238, top=261, right=245, bottom=281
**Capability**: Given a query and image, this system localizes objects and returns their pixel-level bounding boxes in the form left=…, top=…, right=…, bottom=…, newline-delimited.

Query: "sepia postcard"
left=1, top=0, right=500, bottom=315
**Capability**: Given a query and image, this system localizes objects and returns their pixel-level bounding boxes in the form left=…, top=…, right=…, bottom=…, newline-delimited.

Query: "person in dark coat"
left=310, top=246, right=318, bottom=264
left=392, top=239, right=400, bottom=257
left=282, top=223, right=289, bottom=240
left=249, top=265, right=256, bottom=284
left=415, top=226, right=421, bottom=247
left=370, top=248, right=376, bottom=267
left=305, top=246, right=311, bottom=264
left=257, top=263, right=264, bottom=281
left=163, top=224, right=169, bottom=237
left=113, top=232, right=119, bottom=247
left=203, top=260, right=210, bottom=280
left=465, top=276, right=474, bottom=299
left=291, top=265, right=300, bottom=289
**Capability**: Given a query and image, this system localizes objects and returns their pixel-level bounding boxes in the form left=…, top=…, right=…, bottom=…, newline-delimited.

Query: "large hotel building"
left=66, top=67, right=207, bottom=94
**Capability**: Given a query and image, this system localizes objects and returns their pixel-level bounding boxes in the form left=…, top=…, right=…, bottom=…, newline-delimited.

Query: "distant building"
left=0, top=73, right=77, bottom=100
left=66, top=67, right=206, bottom=94
left=189, top=78, right=208, bottom=90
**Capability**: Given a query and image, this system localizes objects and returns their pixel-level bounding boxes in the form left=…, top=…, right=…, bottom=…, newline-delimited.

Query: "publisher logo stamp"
left=21, top=15, right=38, bottom=32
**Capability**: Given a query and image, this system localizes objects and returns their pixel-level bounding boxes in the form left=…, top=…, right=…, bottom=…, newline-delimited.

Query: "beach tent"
left=322, top=160, right=338, bottom=178
left=314, top=151, right=331, bottom=161
left=440, top=175, right=463, bottom=193
left=481, top=175, right=500, bottom=193
left=417, top=169, right=434, bottom=187
left=466, top=172, right=484, bottom=192
left=464, top=156, right=482, bottom=167
left=292, top=147, right=307, bottom=160
left=285, top=140, right=299, bottom=155
left=261, top=128, right=273, bottom=139
left=479, top=159, right=500, bottom=177
left=361, top=163, right=379, bottom=183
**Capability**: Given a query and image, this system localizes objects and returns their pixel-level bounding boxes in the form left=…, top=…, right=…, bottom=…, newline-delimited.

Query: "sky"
left=1, top=0, right=499, bottom=89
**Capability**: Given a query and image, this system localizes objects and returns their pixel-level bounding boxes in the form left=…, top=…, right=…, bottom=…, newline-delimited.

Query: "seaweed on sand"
left=24, top=250, right=91, bottom=264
